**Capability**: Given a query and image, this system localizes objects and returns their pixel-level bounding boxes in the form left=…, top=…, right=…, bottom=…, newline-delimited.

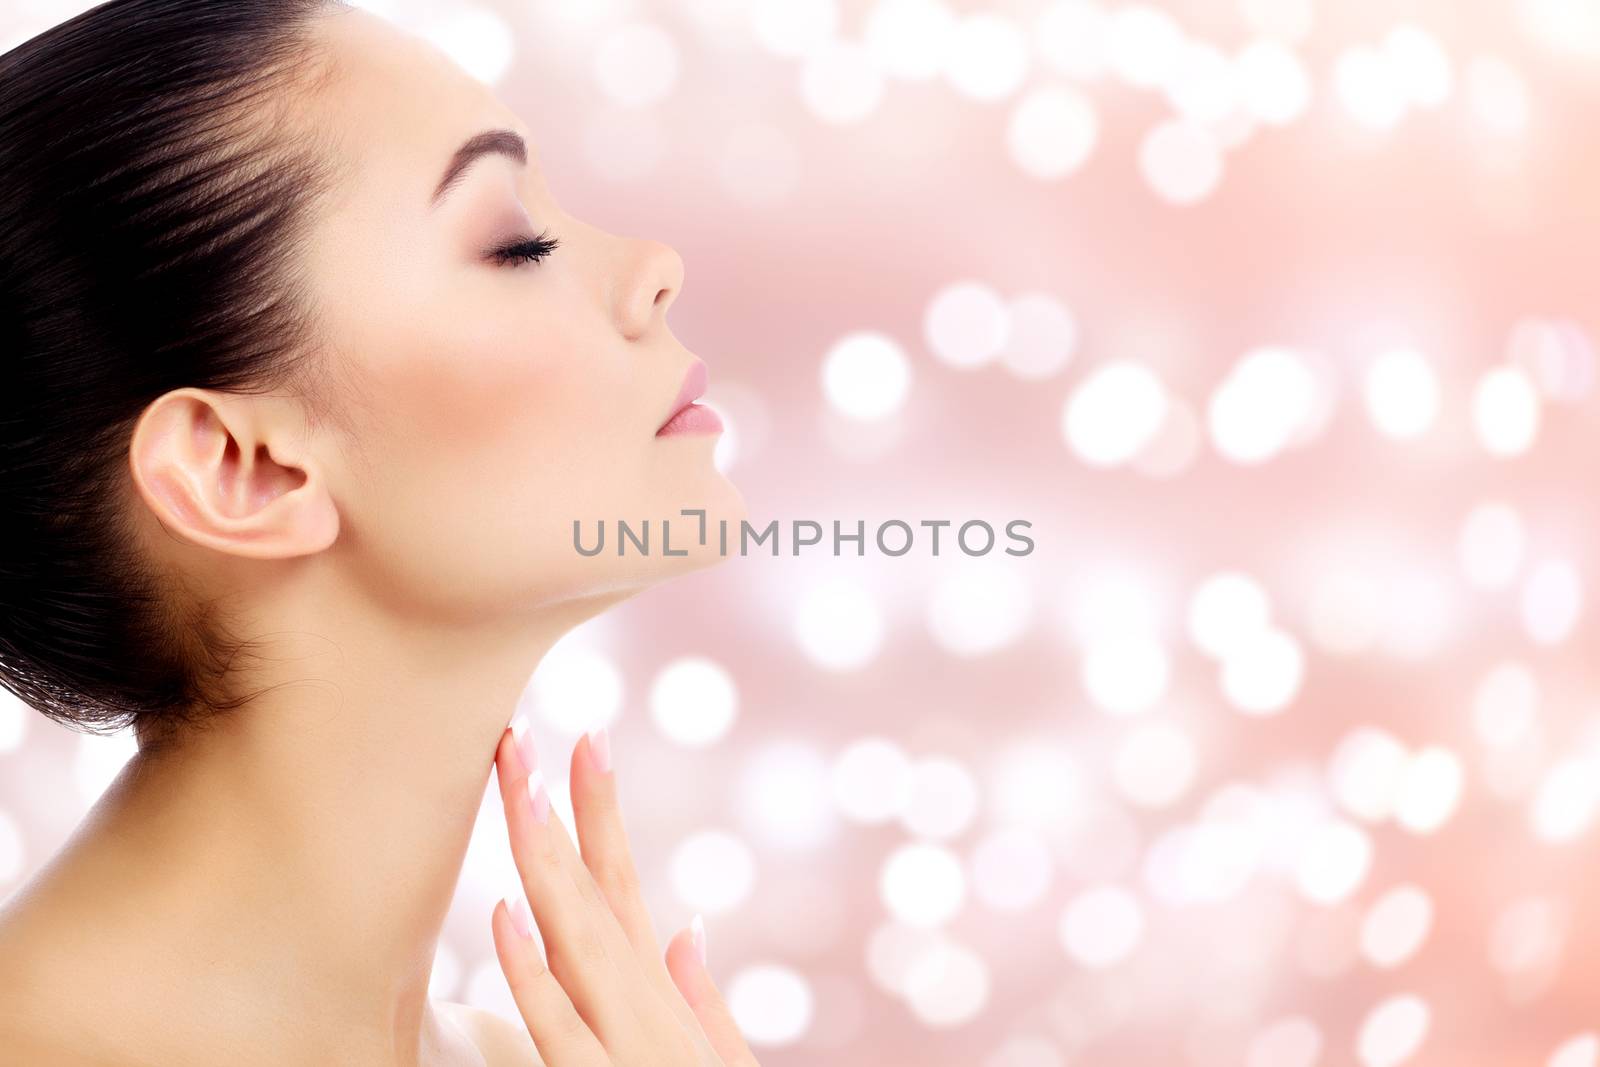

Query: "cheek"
left=375, top=311, right=597, bottom=455
left=327, top=317, right=742, bottom=611
left=351, top=319, right=654, bottom=565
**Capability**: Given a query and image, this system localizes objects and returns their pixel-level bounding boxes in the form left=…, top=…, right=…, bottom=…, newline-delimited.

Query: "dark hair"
left=0, top=0, right=355, bottom=744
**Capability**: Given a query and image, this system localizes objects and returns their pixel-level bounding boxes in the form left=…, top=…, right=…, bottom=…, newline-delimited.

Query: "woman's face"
left=296, top=8, right=747, bottom=617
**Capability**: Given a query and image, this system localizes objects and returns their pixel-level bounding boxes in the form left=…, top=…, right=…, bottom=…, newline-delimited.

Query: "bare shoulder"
left=0, top=1011, right=122, bottom=1067
left=437, top=1000, right=544, bottom=1067
left=0, top=938, right=146, bottom=1067
left=0, top=909, right=73, bottom=1063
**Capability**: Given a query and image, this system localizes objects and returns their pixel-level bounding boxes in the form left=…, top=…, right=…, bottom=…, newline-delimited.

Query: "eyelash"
left=488, top=228, right=560, bottom=267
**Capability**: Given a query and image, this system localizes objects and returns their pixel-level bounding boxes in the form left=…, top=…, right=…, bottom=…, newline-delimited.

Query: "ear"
left=127, top=388, right=340, bottom=560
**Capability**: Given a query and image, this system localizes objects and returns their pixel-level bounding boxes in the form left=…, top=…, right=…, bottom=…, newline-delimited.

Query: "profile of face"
left=129, top=6, right=748, bottom=634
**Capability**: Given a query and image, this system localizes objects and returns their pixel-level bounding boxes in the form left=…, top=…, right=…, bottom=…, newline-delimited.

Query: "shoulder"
left=0, top=943, right=157, bottom=1066
left=0, top=915, right=72, bottom=1063
left=0, top=1013, right=123, bottom=1067
left=437, top=1000, right=544, bottom=1067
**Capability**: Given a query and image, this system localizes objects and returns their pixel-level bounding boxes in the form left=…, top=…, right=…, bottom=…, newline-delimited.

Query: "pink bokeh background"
left=3, top=1, right=1599, bottom=1064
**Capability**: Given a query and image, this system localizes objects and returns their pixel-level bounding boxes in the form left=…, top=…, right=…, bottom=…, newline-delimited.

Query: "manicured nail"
left=690, top=913, right=707, bottom=965
left=587, top=726, right=612, bottom=774
left=510, top=713, right=539, bottom=774
left=507, top=895, right=534, bottom=939
left=526, top=769, right=550, bottom=825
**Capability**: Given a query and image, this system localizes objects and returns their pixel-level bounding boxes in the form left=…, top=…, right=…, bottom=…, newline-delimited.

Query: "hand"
left=489, top=719, right=762, bottom=1066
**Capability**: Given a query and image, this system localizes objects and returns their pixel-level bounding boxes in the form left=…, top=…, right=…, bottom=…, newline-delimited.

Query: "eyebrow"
left=430, top=128, right=527, bottom=208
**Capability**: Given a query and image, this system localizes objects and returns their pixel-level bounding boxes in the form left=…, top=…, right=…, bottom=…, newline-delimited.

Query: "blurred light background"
left=4, top=0, right=1600, bottom=1064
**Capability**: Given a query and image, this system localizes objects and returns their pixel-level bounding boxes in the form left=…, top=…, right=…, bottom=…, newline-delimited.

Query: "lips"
left=657, top=359, right=708, bottom=433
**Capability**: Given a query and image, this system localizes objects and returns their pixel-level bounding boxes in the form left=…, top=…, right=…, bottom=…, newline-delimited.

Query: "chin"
left=656, top=471, right=748, bottom=572
left=573, top=470, right=748, bottom=590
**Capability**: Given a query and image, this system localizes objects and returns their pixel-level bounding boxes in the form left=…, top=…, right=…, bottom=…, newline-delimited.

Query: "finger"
left=569, top=727, right=707, bottom=1042
left=490, top=896, right=609, bottom=1067
left=499, top=726, right=692, bottom=1064
left=570, top=727, right=660, bottom=959
left=495, top=726, right=641, bottom=1048
left=665, top=918, right=762, bottom=1067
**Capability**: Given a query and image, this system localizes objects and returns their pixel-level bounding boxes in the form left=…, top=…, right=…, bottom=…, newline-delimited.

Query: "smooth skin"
left=488, top=728, right=756, bottom=1067
left=0, top=4, right=748, bottom=1065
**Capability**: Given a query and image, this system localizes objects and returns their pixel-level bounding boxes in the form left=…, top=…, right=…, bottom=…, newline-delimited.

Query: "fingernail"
left=510, top=713, right=539, bottom=774
left=526, top=769, right=550, bottom=825
left=690, top=913, right=707, bottom=965
left=587, top=726, right=612, bottom=774
left=507, top=895, right=534, bottom=939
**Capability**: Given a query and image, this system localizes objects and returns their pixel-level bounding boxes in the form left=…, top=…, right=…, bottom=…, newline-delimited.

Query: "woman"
left=0, top=1, right=755, bottom=1063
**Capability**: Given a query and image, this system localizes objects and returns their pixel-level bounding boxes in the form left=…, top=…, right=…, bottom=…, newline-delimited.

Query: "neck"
left=56, top=590, right=627, bottom=1066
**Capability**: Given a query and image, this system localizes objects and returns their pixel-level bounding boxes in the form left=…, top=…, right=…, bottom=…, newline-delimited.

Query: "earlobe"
left=128, top=388, right=340, bottom=560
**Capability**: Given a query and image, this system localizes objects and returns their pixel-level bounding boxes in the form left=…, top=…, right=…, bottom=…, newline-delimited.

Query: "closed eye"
left=488, top=228, right=560, bottom=267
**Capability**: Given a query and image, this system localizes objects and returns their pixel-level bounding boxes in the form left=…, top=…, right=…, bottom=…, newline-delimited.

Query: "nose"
left=617, top=237, right=684, bottom=342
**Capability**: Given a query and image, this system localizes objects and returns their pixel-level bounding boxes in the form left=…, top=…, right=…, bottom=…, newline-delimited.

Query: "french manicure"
left=587, top=726, right=612, bottom=774
left=507, top=895, right=534, bottom=940
left=690, top=913, right=707, bottom=965
left=526, top=769, right=551, bottom=825
left=510, top=712, right=539, bottom=774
